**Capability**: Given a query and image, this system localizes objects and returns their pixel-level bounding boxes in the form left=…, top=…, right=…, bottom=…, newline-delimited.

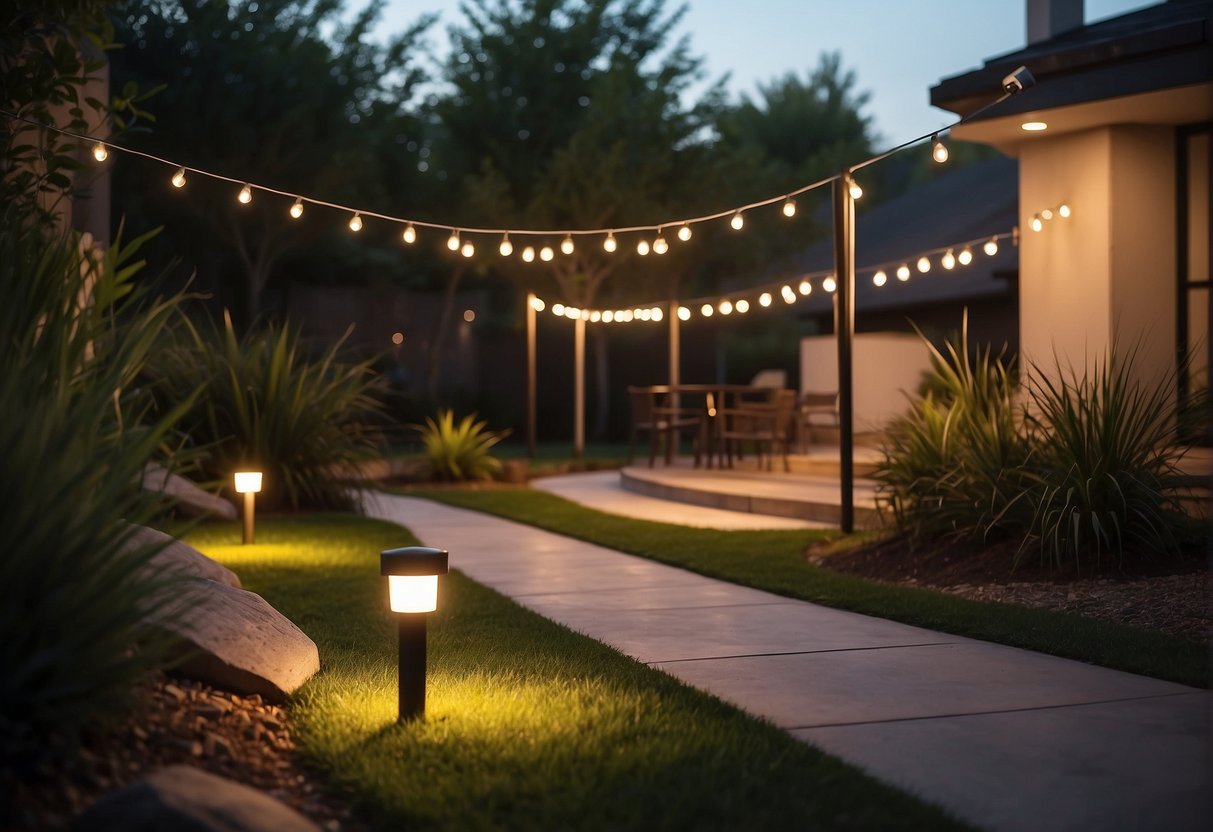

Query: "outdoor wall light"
left=381, top=546, right=449, bottom=721
left=233, top=471, right=263, bottom=545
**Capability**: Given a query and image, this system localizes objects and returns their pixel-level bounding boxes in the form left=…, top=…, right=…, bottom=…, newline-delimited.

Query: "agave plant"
left=415, top=409, right=510, bottom=482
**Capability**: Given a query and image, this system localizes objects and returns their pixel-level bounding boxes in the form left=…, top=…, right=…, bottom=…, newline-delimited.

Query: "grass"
left=405, top=488, right=1210, bottom=688
left=184, top=516, right=968, bottom=831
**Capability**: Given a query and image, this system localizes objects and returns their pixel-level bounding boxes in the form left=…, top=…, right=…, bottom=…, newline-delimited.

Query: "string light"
left=958, top=247, right=973, bottom=266
left=759, top=292, right=772, bottom=307
left=447, top=230, right=461, bottom=251
left=499, top=234, right=513, bottom=256
left=941, top=248, right=956, bottom=270
left=461, top=240, right=475, bottom=258
left=719, top=300, right=733, bottom=315
left=636, top=239, right=650, bottom=256
left=847, top=176, right=863, bottom=200
left=821, top=276, right=836, bottom=293
left=561, top=235, right=575, bottom=255
left=349, top=212, right=363, bottom=232
left=552, top=303, right=565, bottom=315
left=897, top=264, right=911, bottom=281
left=678, top=224, right=692, bottom=241
left=983, top=237, right=999, bottom=256
left=917, top=256, right=931, bottom=273
left=677, top=306, right=691, bottom=321
left=540, top=245, right=554, bottom=261
left=873, top=269, right=887, bottom=287
left=238, top=183, right=253, bottom=204
left=603, top=232, right=617, bottom=252
left=171, top=166, right=186, bottom=188
left=1030, top=214, right=1043, bottom=232
left=701, top=303, right=714, bottom=317
left=290, top=198, right=304, bottom=219
left=781, top=285, right=796, bottom=304
left=603, top=310, right=615, bottom=322
left=735, top=299, right=750, bottom=313
left=652, top=307, right=664, bottom=322
left=1041, top=208, right=1054, bottom=221
left=529, top=296, right=545, bottom=311
left=653, top=232, right=668, bottom=255
left=590, top=310, right=602, bottom=322
left=931, top=133, right=949, bottom=164
left=522, top=245, right=535, bottom=262
left=730, top=211, right=744, bottom=231
left=798, top=279, right=812, bottom=296
left=91, top=142, right=108, bottom=162
left=782, top=199, right=796, bottom=218
left=1058, top=203, right=1071, bottom=218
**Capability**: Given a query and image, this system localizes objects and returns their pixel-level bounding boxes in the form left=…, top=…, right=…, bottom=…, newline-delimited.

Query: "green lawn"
left=185, top=516, right=969, bottom=831
left=405, top=488, right=1210, bottom=688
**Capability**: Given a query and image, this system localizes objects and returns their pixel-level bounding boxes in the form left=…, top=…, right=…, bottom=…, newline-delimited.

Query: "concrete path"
left=364, top=493, right=1210, bottom=832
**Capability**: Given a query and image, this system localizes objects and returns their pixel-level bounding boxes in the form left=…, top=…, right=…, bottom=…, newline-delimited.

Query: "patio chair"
left=627, top=386, right=703, bottom=466
left=797, top=391, right=839, bottom=452
left=716, top=388, right=796, bottom=472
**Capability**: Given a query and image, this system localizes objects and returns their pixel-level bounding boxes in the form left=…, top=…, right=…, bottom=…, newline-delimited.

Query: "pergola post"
left=525, top=292, right=537, bottom=458
left=833, top=173, right=856, bottom=534
left=668, top=300, right=681, bottom=388
left=573, top=314, right=585, bottom=460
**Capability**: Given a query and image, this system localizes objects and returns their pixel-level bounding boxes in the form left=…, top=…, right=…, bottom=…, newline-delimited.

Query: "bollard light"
left=233, top=471, right=262, bottom=545
left=381, top=546, right=449, bottom=721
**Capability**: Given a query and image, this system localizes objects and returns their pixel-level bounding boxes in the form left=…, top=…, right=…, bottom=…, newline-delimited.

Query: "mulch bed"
left=814, top=536, right=1211, bottom=642
left=6, top=672, right=361, bottom=831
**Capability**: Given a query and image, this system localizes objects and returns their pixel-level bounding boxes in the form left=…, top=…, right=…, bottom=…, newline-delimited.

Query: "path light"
left=233, top=471, right=262, bottom=545
left=381, top=546, right=449, bottom=721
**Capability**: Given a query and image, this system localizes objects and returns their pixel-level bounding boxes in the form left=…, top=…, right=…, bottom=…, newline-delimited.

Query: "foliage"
left=876, top=319, right=1031, bottom=545
left=1023, top=349, right=1200, bottom=569
left=109, top=0, right=436, bottom=318
left=0, top=212, right=195, bottom=766
left=147, top=313, right=386, bottom=511
left=184, top=516, right=967, bottom=830
left=415, top=409, right=510, bottom=481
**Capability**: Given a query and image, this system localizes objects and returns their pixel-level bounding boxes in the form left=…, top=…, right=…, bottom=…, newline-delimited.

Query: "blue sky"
left=375, top=0, right=1151, bottom=149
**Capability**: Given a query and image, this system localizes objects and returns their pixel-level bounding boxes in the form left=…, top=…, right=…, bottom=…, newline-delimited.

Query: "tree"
left=109, top=0, right=436, bottom=321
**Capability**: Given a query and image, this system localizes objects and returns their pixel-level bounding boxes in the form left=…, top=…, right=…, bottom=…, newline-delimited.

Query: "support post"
left=832, top=173, right=856, bottom=533
left=397, top=614, right=427, bottom=721
left=242, top=492, right=255, bottom=545
left=573, top=315, right=585, bottom=460
left=668, top=300, right=681, bottom=389
left=526, top=293, right=537, bottom=459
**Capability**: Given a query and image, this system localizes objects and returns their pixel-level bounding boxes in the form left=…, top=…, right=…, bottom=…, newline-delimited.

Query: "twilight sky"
left=375, top=0, right=1151, bottom=149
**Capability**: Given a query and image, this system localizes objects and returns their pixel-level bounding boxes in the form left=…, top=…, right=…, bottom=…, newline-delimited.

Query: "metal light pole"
left=833, top=173, right=856, bottom=534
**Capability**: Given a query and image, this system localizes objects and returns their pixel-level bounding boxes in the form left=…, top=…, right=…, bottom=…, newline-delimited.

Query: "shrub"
left=0, top=215, right=193, bottom=768
left=1022, top=349, right=1200, bottom=569
left=416, top=409, right=510, bottom=481
left=148, top=314, right=386, bottom=511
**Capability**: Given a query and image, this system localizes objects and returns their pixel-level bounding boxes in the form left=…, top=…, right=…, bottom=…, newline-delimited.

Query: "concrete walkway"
left=364, top=493, right=1210, bottom=832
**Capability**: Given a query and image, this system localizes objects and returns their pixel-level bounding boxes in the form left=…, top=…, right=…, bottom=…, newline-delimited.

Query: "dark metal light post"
left=833, top=173, right=856, bottom=534
left=380, top=546, right=449, bottom=722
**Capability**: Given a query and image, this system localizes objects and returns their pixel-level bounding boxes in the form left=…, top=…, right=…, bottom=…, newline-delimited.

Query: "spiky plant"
left=415, top=409, right=510, bottom=482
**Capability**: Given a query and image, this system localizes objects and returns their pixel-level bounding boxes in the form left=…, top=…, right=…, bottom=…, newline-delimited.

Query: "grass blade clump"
left=415, top=408, right=510, bottom=481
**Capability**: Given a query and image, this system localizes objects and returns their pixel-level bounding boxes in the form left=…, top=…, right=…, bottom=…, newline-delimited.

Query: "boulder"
left=125, top=524, right=241, bottom=589
left=142, top=462, right=237, bottom=521
left=156, top=581, right=320, bottom=703
left=75, top=764, right=320, bottom=832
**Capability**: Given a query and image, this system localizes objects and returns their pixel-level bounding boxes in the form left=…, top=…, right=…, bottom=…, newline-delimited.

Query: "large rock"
left=142, top=462, right=237, bottom=521
left=157, top=581, right=319, bottom=703
left=75, top=764, right=320, bottom=832
left=125, top=524, right=241, bottom=589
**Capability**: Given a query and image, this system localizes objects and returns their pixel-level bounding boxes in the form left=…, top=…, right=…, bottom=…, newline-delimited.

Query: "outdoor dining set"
left=626, top=384, right=839, bottom=471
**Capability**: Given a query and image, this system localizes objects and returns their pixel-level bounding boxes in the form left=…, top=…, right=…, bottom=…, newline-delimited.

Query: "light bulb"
left=91, top=142, right=108, bottom=162
left=897, top=264, right=911, bottom=281
left=349, top=213, right=363, bottom=232
left=603, top=232, right=617, bottom=252
left=603, top=311, right=615, bottom=322
left=798, top=279, right=811, bottom=296
left=540, top=245, right=554, bottom=261
left=171, top=167, right=187, bottom=188
left=651, top=307, right=663, bottom=322
left=1030, top=214, right=1043, bottom=232
left=499, top=235, right=513, bottom=256
left=402, top=224, right=417, bottom=244
left=522, top=246, right=536, bottom=262
left=561, top=235, right=575, bottom=255
left=590, top=310, right=602, bottom=322
left=782, top=199, right=796, bottom=218
left=1058, top=203, right=1071, bottom=218
left=653, top=234, right=668, bottom=255
left=677, top=224, right=692, bottom=241
left=238, top=183, right=253, bottom=204
left=290, top=198, right=304, bottom=219
left=848, top=177, right=863, bottom=200
left=552, top=303, right=565, bottom=315
left=931, top=135, right=949, bottom=164
left=529, top=296, right=545, bottom=311
left=1041, top=208, right=1054, bottom=221
left=873, top=270, right=887, bottom=287
left=461, top=241, right=475, bottom=258
left=781, top=285, right=796, bottom=304
left=917, top=256, right=931, bottom=273
left=447, top=230, right=461, bottom=251
left=677, top=306, right=691, bottom=321
left=700, top=303, right=713, bottom=317
left=942, top=249, right=956, bottom=270
left=759, top=292, right=772, bottom=307
left=719, top=300, right=733, bottom=315
left=636, top=239, right=650, bottom=256
left=640, top=309, right=651, bottom=321
left=958, top=247, right=973, bottom=266
left=735, top=299, right=750, bottom=313
left=621, top=310, right=634, bottom=322
left=730, top=211, right=744, bottom=231
left=822, top=276, right=837, bottom=293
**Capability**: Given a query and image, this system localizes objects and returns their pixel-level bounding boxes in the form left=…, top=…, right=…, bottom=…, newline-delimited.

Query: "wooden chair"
left=627, top=386, right=702, bottom=466
left=797, top=391, right=839, bottom=451
left=716, top=388, right=796, bottom=471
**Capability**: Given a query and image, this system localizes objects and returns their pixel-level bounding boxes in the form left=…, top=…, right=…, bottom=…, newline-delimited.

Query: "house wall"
left=800, top=333, right=933, bottom=433
left=1018, top=125, right=1177, bottom=382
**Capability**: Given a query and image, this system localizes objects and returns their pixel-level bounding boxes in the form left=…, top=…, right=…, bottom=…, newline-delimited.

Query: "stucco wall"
left=800, top=333, right=933, bottom=433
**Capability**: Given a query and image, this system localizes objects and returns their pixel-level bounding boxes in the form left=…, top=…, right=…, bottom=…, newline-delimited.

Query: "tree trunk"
left=590, top=325, right=610, bottom=440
